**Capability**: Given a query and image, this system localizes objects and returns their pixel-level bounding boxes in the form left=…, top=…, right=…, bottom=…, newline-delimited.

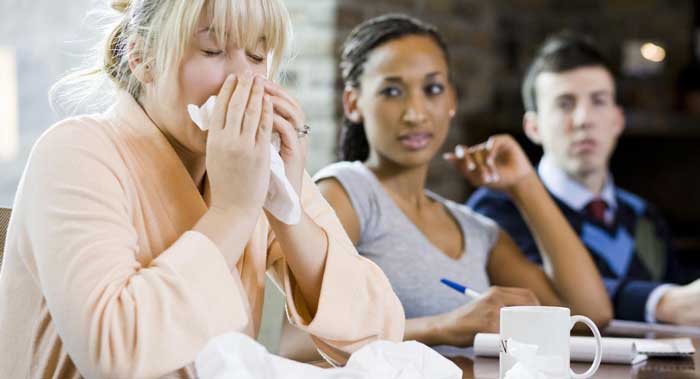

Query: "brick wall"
left=280, top=0, right=341, bottom=175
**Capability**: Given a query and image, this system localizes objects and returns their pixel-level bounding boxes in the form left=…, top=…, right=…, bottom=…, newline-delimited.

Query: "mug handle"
left=569, top=315, right=602, bottom=379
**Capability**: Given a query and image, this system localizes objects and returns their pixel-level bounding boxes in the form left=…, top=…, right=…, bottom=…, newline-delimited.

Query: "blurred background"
left=2, top=0, right=700, bottom=350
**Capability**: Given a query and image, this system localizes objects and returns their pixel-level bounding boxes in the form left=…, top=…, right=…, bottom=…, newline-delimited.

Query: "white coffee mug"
left=499, top=306, right=602, bottom=379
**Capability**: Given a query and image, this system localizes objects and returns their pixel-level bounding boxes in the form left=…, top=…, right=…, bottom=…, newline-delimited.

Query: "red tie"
left=585, top=198, right=608, bottom=224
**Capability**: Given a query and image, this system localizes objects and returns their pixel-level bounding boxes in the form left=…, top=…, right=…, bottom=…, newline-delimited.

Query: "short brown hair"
left=522, top=31, right=616, bottom=112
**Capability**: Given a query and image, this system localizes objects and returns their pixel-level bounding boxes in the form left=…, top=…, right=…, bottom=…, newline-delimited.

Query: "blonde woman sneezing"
left=0, top=1, right=404, bottom=378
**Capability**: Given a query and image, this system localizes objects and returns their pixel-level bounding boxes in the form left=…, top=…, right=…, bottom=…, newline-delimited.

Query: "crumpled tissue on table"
left=503, top=338, right=568, bottom=379
left=195, top=332, right=463, bottom=379
left=187, top=95, right=301, bottom=225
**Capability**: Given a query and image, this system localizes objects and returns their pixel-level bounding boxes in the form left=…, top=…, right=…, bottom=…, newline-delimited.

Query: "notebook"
left=473, top=333, right=695, bottom=365
left=605, top=319, right=700, bottom=337
left=635, top=338, right=695, bottom=357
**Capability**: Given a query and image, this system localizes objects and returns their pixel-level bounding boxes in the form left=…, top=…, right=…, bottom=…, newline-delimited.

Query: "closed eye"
left=202, top=49, right=223, bottom=57
left=247, top=52, right=266, bottom=64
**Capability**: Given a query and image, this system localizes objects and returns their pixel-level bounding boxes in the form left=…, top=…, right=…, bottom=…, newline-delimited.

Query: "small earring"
left=449, top=109, right=456, bottom=117
left=350, top=111, right=362, bottom=123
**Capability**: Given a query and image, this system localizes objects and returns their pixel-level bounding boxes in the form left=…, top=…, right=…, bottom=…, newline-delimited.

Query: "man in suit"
left=468, top=31, right=700, bottom=325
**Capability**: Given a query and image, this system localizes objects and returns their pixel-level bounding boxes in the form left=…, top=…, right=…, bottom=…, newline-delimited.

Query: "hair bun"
left=111, top=0, right=131, bottom=13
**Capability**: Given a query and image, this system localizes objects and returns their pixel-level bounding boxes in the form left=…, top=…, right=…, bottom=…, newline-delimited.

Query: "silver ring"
left=296, top=124, right=310, bottom=138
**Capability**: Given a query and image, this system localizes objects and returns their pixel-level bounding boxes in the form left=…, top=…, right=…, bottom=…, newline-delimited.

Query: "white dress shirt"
left=538, top=155, right=617, bottom=224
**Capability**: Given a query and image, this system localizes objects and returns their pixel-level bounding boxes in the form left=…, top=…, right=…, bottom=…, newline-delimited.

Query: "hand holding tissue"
left=188, top=95, right=301, bottom=224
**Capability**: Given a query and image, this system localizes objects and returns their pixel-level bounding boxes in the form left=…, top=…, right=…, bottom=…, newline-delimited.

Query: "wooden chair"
left=0, top=207, right=11, bottom=270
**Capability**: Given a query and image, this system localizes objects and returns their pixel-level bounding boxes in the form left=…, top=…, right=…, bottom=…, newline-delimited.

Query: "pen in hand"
left=440, top=278, right=482, bottom=301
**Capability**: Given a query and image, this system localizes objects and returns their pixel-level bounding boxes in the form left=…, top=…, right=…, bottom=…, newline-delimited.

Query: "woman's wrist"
left=194, top=206, right=261, bottom=266
left=406, top=310, right=480, bottom=347
left=438, top=311, right=479, bottom=347
left=406, top=313, right=452, bottom=346
left=284, top=161, right=305, bottom=197
left=210, top=203, right=259, bottom=220
left=208, top=199, right=262, bottom=222
left=432, top=312, right=455, bottom=345
left=505, top=172, right=544, bottom=205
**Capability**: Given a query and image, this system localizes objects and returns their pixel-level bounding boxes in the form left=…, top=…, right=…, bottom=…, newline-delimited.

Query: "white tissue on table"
left=187, top=96, right=301, bottom=225
left=345, top=340, right=463, bottom=379
left=195, top=332, right=463, bottom=379
left=503, top=338, right=568, bottom=379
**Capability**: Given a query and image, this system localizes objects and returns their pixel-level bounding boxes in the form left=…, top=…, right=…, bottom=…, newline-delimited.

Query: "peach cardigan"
left=0, top=93, right=404, bottom=379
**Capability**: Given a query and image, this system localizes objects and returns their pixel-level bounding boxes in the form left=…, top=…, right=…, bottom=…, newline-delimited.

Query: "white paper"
left=187, top=96, right=301, bottom=225
left=474, top=333, right=649, bottom=365
left=195, top=332, right=463, bottom=379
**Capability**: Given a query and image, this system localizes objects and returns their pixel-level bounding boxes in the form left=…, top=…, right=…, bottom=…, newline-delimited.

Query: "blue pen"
left=440, top=278, right=482, bottom=300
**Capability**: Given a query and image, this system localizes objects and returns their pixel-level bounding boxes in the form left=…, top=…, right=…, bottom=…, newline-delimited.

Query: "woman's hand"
left=437, top=286, right=539, bottom=347
left=264, top=80, right=308, bottom=197
left=205, top=73, right=274, bottom=216
left=444, top=134, right=535, bottom=195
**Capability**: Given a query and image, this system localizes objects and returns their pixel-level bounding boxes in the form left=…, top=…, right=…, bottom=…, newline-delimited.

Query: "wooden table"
left=450, top=326, right=700, bottom=379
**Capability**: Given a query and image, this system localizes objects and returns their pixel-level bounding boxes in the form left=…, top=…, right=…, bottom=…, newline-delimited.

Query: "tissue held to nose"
left=188, top=96, right=301, bottom=224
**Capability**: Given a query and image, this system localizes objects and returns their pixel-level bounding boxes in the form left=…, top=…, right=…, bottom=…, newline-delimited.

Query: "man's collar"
left=537, top=154, right=617, bottom=212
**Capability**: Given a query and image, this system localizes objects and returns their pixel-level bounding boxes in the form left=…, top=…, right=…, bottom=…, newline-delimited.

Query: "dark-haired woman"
left=313, top=14, right=612, bottom=352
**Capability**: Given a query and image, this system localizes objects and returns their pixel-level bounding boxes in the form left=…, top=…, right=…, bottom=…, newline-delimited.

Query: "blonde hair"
left=50, top=0, right=292, bottom=114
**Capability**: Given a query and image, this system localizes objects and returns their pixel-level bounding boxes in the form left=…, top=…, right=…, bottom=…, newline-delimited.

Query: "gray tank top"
left=314, top=161, right=499, bottom=320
